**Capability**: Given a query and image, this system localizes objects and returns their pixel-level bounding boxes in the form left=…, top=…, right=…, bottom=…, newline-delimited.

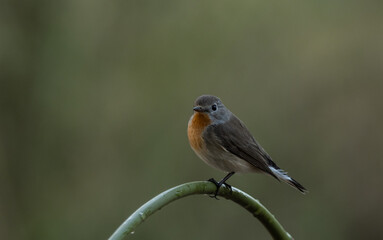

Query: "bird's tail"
left=270, top=167, right=307, bottom=194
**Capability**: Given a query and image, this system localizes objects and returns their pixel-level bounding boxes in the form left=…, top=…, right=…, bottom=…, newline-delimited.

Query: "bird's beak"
left=193, top=106, right=204, bottom=112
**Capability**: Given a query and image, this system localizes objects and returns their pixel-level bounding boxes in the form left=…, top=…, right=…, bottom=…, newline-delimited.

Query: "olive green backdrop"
left=1, top=0, right=382, bottom=239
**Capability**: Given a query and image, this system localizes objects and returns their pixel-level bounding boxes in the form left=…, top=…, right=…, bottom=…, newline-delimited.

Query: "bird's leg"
left=207, top=172, right=235, bottom=199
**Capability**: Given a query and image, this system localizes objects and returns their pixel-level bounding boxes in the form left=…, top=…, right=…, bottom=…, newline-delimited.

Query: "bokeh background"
left=1, top=0, right=383, bottom=239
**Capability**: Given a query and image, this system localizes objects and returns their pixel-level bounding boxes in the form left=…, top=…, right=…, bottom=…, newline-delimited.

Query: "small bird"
left=187, top=95, right=307, bottom=197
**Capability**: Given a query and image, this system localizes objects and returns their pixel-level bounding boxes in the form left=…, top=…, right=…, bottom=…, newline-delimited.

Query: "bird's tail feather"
left=270, top=167, right=307, bottom=194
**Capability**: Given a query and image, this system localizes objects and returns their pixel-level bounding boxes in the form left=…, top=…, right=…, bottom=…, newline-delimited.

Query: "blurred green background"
left=1, top=0, right=383, bottom=239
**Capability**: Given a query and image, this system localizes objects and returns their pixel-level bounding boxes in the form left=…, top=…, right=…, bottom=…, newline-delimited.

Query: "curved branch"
left=109, top=181, right=292, bottom=240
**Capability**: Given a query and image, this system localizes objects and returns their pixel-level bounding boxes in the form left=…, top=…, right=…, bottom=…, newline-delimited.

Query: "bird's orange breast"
left=187, top=112, right=211, bottom=151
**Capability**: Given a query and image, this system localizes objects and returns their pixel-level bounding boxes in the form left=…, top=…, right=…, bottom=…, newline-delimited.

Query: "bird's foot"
left=207, top=178, right=221, bottom=199
left=207, top=178, right=233, bottom=199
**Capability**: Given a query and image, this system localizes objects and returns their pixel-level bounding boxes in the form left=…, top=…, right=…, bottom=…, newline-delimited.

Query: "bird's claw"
left=208, top=178, right=219, bottom=186
left=223, top=183, right=232, bottom=193
left=209, top=194, right=220, bottom=200
left=207, top=178, right=221, bottom=199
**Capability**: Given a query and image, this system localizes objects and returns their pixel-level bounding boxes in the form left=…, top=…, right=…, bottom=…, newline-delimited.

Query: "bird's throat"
left=187, top=112, right=211, bottom=151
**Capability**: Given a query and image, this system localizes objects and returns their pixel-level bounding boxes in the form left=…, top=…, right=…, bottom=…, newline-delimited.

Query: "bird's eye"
left=211, top=104, right=217, bottom=111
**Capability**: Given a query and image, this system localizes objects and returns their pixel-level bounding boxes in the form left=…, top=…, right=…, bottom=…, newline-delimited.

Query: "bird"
left=187, top=95, right=307, bottom=198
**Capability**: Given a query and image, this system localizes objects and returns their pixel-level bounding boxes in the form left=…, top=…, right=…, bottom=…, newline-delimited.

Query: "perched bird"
left=187, top=95, right=307, bottom=197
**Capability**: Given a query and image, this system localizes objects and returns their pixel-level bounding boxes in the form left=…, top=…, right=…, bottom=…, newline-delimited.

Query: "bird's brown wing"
left=210, top=115, right=278, bottom=179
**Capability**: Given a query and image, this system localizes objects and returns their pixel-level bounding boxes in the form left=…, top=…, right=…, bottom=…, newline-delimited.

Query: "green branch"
left=108, top=181, right=292, bottom=240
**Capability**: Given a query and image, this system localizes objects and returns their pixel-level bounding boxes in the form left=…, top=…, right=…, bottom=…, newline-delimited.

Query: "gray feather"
left=206, top=115, right=279, bottom=179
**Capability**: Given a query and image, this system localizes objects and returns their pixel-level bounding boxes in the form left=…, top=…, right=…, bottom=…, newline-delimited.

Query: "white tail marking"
left=270, top=167, right=292, bottom=181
